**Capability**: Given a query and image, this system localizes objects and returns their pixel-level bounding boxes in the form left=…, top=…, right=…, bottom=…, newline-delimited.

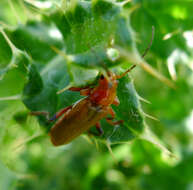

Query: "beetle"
left=31, top=65, right=136, bottom=146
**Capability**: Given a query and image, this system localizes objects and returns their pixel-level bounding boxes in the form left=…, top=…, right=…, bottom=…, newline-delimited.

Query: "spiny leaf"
left=6, top=21, right=63, bottom=62
left=114, top=75, right=144, bottom=133
left=50, top=0, right=121, bottom=54
left=23, top=64, right=43, bottom=96
left=0, top=28, right=31, bottom=79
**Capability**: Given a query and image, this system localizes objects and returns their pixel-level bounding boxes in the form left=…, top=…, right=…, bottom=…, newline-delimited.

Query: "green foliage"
left=0, top=0, right=193, bottom=190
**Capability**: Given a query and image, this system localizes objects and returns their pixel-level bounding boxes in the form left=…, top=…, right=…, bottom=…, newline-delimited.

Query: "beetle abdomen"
left=49, top=98, right=108, bottom=146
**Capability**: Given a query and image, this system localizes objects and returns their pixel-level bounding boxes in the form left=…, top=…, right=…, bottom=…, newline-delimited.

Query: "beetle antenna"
left=116, top=64, right=136, bottom=79
left=142, top=26, right=155, bottom=58
left=116, top=26, right=155, bottom=79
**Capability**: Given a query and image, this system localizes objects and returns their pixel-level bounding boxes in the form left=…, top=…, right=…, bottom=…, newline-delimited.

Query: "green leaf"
left=108, top=124, right=136, bottom=143
left=115, top=17, right=134, bottom=50
left=114, top=75, right=144, bottom=133
left=6, top=21, right=63, bottom=63
left=50, top=0, right=120, bottom=54
left=23, top=64, right=43, bottom=96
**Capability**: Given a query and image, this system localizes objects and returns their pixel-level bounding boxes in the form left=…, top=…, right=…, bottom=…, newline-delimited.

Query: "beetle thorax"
left=89, top=76, right=117, bottom=106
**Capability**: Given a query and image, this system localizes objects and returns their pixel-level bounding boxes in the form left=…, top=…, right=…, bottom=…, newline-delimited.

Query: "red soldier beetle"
left=31, top=65, right=136, bottom=146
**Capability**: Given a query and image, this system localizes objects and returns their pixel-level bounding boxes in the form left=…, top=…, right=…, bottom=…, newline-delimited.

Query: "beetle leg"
left=95, top=122, right=104, bottom=136
left=30, top=105, right=72, bottom=122
left=69, top=87, right=89, bottom=91
left=112, top=96, right=120, bottom=106
left=106, top=119, right=124, bottom=126
left=69, top=87, right=92, bottom=96
left=30, top=111, right=50, bottom=120
left=80, top=88, right=92, bottom=96
left=106, top=107, right=123, bottom=126
left=88, top=122, right=104, bottom=136
left=49, top=105, right=72, bottom=122
left=107, top=107, right=116, bottom=120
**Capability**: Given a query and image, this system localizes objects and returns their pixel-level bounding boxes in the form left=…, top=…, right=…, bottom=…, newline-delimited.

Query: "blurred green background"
left=0, top=0, right=193, bottom=190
